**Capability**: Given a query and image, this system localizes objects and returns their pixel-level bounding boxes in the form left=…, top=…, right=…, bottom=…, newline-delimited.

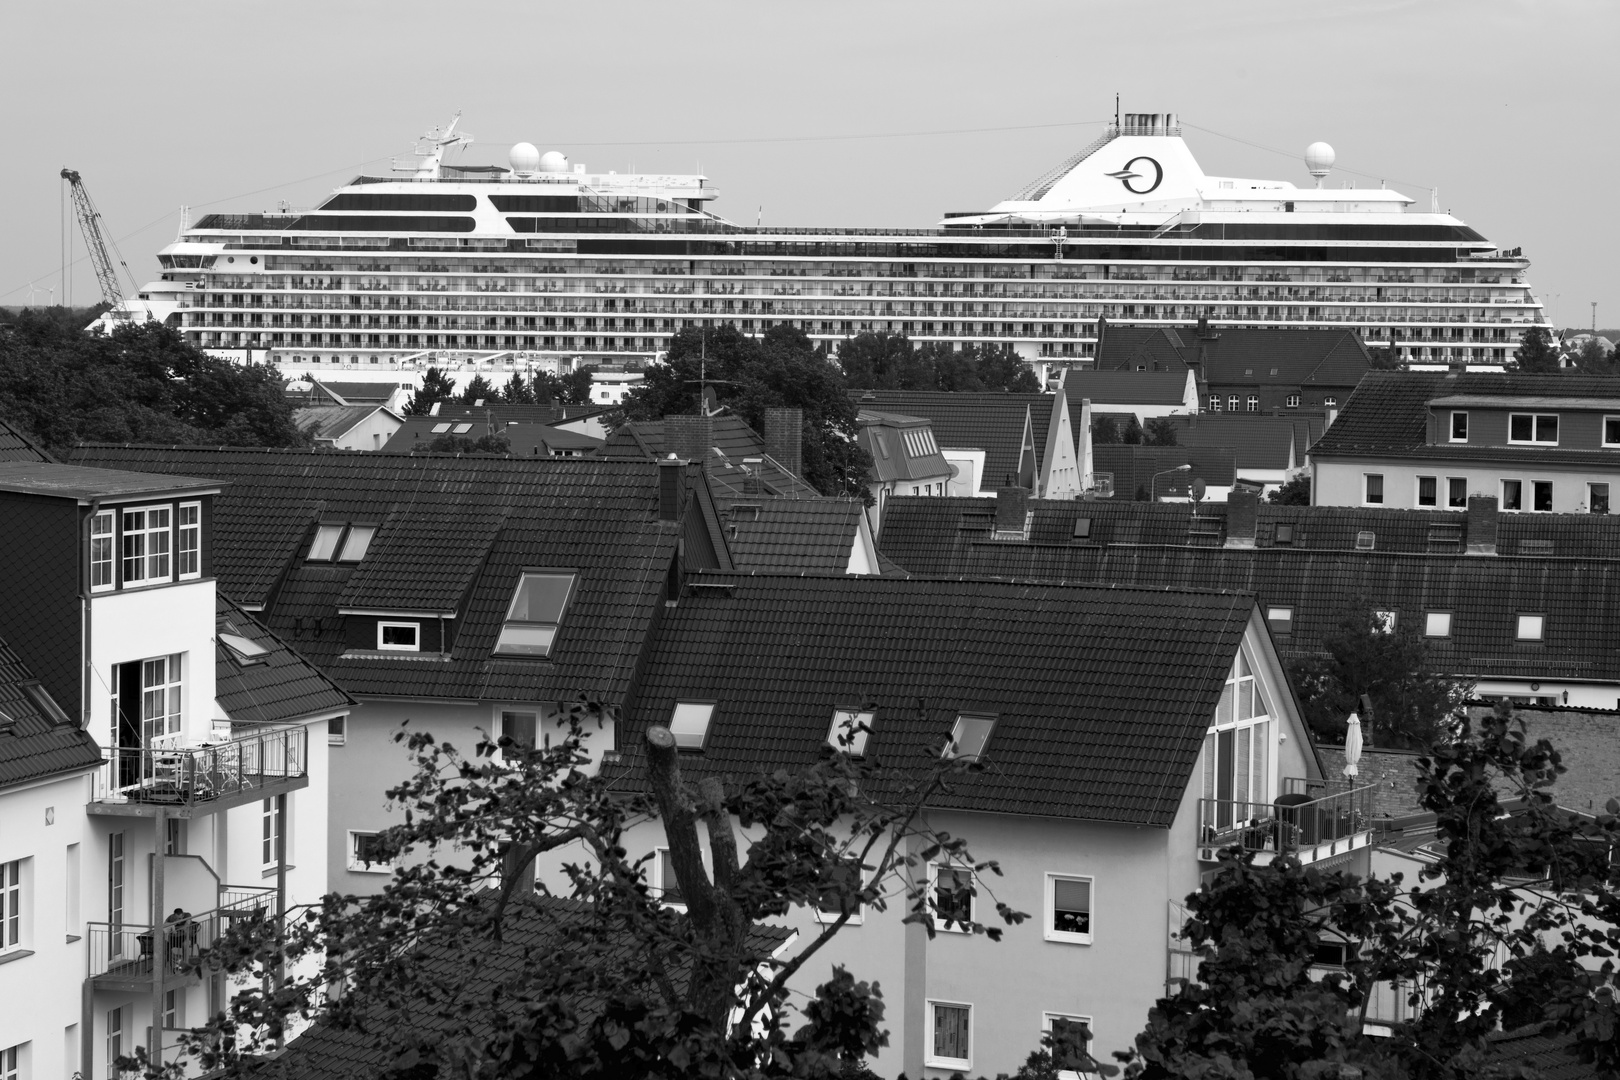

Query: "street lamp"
left=1151, top=464, right=1192, bottom=502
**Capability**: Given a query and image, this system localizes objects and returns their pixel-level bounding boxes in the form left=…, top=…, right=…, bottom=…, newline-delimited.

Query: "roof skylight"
left=453, top=423, right=474, bottom=434
left=493, top=570, right=577, bottom=657
left=336, top=525, right=376, bottom=563
left=669, top=700, right=715, bottom=750
left=219, top=630, right=270, bottom=666
left=431, top=423, right=452, bottom=434
left=309, top=523, right=345, bottom=561
left=827, top=707, right=874, bottom=757
left=944, top=714, right=995, bottom=761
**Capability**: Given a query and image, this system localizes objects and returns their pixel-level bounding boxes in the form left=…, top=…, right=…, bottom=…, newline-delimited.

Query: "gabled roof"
left=0, top=633, right=101, bottom=789
left=0, top=417, right=53, bottom=463
left=67, top=446, right=730, bottom=704
left=382, top=416, right=604, bottom=456
left=1092, top=445, right=1237, bottom=496
left=875, top=496, right=1620, bottom=684
left=305, top=380, right=408, bottom=406
left=604, top=416, right=816, bottom=498
left=1098, top=326, right=1372, bottom=389
left=1063, top=370, right=1192, bottom=407
left=1167, top=414, right=1304, bottom=470
left=849, top=390, right=1052, bottom=491
left=432, top=403, right=614, bottom=426
left=294, top=404, right=399, bottom=442
left=857, top=410, right=951, bottom=484
left=715, top=497, right=863, bottom=573
left=1312, top=371, right=1620, bottom=463
left=215, top=594, right=354, bottom=726
left=608, top=571, right=1256, bottom=827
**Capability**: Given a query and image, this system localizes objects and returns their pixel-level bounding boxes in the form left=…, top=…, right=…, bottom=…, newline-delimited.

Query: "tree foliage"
left=1268, top=473, right=1312, bottom=506
left=622, top=325, right=873, bottom=498
left=1094, top=417, right=1121, bottom=445
left=1122, top=703, right=1620, bottom=1080
left=1514, top=326, right=1561, bottom=374
left=837, top=333, right=1040, bottom=393
left=422, top=432, right=512, bottom=454
left=403, top=366, right=458, bottom=416
left=149, top=700, right=1038, bottom=1080
left=0, top=308, right=306, bottom=451
left=1143, top=418, right=1178, bottom=447
left=459, top=374, right=497, bottom=405
left=1286, top=602, right=1473, bottom=748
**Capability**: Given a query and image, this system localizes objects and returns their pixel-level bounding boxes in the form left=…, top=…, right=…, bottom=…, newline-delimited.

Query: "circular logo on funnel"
left=1105, top=156, right=1164, bottom=195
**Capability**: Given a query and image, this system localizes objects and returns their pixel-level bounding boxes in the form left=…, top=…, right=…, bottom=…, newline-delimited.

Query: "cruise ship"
left=108, top=112, right=1543, bottom=381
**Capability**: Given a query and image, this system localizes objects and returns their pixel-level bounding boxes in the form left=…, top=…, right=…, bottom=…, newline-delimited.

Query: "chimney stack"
left=665, top=414, right=713, bottom=465
left=658, top=456, right=685, bottom=522
left=995, top=486, right=1029, bottom=535
left=1225, top=487, right=1259, bottom=548
left=1465, top=494, right=1498, bottom=556
left=764, top=408, right=803, bottom=479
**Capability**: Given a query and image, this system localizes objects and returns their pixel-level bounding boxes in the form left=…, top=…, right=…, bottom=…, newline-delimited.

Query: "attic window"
left=944, top=714, right=995, bottom=762
left=493, top=570, right=577, bottom=657
left=219, top=630, right=269, bottom=666
left=1072, top=516, right=1092, bottom=540
left=451, top=423, right=473, bottom=435
left=431, top=423, right=452, bottom=434
left=1267, top=606, right=1294, bottom=635
left=1372, top=610, right=1397, bottom=634
left=308, top=524, right=345, bottom=561
left=1275, top=524, right=1295, bottom=545
left=1516, top=614, right=1545, bottom=642
left=337, top=525, right=376, bottom=563
left=308, top=523, right=376, bottom=564
left=669, top=700, right=715, bottom=750
left=827, top=707, right=874, bottom=757
left=1355, top=530, right=1376, bottom=551
left=18, top=681, right=71, bottom=726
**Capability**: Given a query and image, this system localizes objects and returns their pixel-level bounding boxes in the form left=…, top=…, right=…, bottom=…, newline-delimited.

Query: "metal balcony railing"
left=87, top=891, right=276, bottom=989
left=90, top=725, right=306, bottom=809
left=1199, top=778, right=1376, bottom=860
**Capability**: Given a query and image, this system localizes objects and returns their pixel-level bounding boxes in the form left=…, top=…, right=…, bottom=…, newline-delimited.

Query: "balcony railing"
left=86, top=888, right=276, bottom=991
left=1198, top=778, right=1376, bottom=864
left=90, top=725, right=307, bottom=811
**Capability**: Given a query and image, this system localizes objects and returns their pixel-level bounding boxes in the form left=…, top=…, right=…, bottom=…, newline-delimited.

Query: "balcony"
left=85, top=885, right=275, bottom=993
left=1198, top=778, right=1376, bottom=866
left=88, top=724, right=308, bottom=817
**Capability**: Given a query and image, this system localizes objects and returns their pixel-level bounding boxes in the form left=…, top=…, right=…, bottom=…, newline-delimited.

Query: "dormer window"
left=122, top=506, right=173, bottom=584
left=1449, top=411, right=1469, bottom=442
left=378, top=622, right=420, bottom=652
left=493, top=570, right=577, bottom=657
left=1509, top=413, right=1558, bottom=445
left=944, top=714, right=995, bottom=762
left=827, top=707, right=873, bottom=757
left=669, top=700, right=715, bottom=750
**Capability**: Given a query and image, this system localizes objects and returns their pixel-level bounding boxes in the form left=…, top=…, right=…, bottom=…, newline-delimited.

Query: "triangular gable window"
left=493, top=571, right=577, bottom=657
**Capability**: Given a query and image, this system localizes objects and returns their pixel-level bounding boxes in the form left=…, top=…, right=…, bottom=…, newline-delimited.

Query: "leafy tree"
left=1143, top=418, right=1178, bottom=447
left=975, top=343, right=1041, bottom=393
left=1267, top=472, right=1312, bottom=505
left=423, top=432, right=511, bottom=454
left=1121, top=416, right=1145, bottom=445
left=623, top=325, right=873, bottom=499
left=500, top=372, right=535, bottom=404
left=0, top=308, right=306, bottom=451
left=531, top=368, right=593, bottom=406
left=1573, top=337, right=1617, bottom=376
left=403, top=366, right=457, bottom=416
left=1093, top=417, right=1121, bottom=445
left=148, top=702, right=1028, bottom=1080
left=1286, top=602, right=1473, bottom=748
left=1368, top=345, right=1400, bottom=370
left=1514, top=325, right=1561, bottom=374
left=838, top=335, right=1039, bottom=393
left=459, top=374, right=497, bottom=405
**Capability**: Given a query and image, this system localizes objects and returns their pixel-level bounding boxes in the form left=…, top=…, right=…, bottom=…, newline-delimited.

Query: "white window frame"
left=141, top=654, right=183, bottom=744
left=493, top=570, right=578, bottom=658
left=1363, top=473, right=1384, bottom=506
left=1266, top=606, right=1293, bottom=635
left=1424, top=612, right=1453, bottom=638
left=1604, top=416, right=1620, bottom=448
left=336, top=525, right=376, bottom=563
left=376, top=621, right=421, bottom=652
left=90, top=508, right=115, bottom=592
left=1415, top=475, right=1438, bottom=507
left=812, top=858, right=866, bottom=926
left=1202, top=647, right=1276, bottom=834
left=177, top=501, right=202, bottom=580
left=1501, top=478, right=1524, bottom=511
left=1208, top=395, right=1221, bottom=412
left=944, top=713, right=995, bottom=761
left=327, top=715, right=347, bottom=746
left=1324, top=396, right=1338, bottom=408
left=827, top=707, right=873, bottom=757
left=262, top=797, right=286, bottom=869
left=347, top=830, right=394, bottom=874
left=106, top=1006, right=123, bottom=1080
left=1508, top=412, right=1559, bottom=445
left=0, top=1043, right=20, bottom=1080
left=1041, top=1012, right=1094, bottom=1080
left=925, top=999, right=973, bottom=1072
left=668, top=700, right=715, bottom=750
left=1044, top=873, right=1094, bottom=945
left=1372, top=610, right=1397, bottom=634
left=1285, top=394, right=1300, bottom=409
left=121, top=504, right=173, bottom=585
left=1449, top=410, right=1469, bottom=442
left=654, top=847, right=689, bottom=910
left=928, top=861, right=975, bottom=933
left=1246, top=395, right=1259, bottom=413
left=0, top=859, right=23, bottom=953
left=1516, top=613, right=1545, bottom=642
left=1227, top=395, right=1240, bottom=412
left=307, top=523, right=344, bottom=562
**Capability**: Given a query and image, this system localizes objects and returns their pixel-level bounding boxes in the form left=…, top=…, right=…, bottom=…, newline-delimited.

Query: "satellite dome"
left=1304, top=141, right=1336, bottom=180
left=509, top=142, right=541, bottom=173
left=539, top=150, right=569, bottom=173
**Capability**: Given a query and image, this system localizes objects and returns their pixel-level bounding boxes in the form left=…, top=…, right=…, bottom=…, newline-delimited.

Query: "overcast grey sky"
left=3, top=0, right=1614, bottom=330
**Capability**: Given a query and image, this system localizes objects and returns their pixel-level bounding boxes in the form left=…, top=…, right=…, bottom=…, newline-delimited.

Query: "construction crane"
left=60, top=168, right=137, bottom=321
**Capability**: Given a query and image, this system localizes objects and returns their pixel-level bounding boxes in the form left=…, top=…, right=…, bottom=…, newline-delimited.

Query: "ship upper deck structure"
left=108, top=112, right=1542, bottom=382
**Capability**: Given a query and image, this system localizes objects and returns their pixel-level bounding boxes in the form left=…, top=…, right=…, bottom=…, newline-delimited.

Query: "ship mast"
left=392, top=113, right=475, bottom=179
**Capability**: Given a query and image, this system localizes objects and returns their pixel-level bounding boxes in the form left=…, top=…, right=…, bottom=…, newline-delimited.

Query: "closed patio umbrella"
left=1343, top=712, right=1364, bottom=778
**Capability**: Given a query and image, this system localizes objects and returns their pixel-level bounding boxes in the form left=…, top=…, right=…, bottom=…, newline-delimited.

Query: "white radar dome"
left=509, top=142, right=541, bottom=173
left=1304, top=141, right=1336, bottom=180
left=539, top=150, right=569, bottom=173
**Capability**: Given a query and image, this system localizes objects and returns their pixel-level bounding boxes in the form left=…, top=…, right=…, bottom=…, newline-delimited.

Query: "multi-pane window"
left=1247, top=395, right=1259, bottom=412
left=0, top=1044, right=17, bottom=1080
left=1324, top=396, right=1338, bottom=408
left=262, top=798, right=283, bottom=866
left=1285, top=394, right=1300, bottom=409
left=1509, top=413, right=1559, bottom=444
left=91, top=509, right=115, bottom=590
left=121, top=505, right=172, bottom=583
left=177, top=502, right=201, bottom=578
left=1202, top=649, right=1272, bottom=834
left=1045, top=874, right=1093, bottom=944
left=141, top=655, right=183, bottom=743
left=0, top=860, right=20, bottom=951
left=1227, top=395, right=1240, bottom=412
left=928, top=1001, right=972, bottom=1069
left=1043, top=1014, right=1094, bottom=1080
left=350, top=831, right=391, bottom=872
left=163, top=987, right=184, bottom=1030
left=493, top=571, right=577, bottom=657
left=1208, top=395, right=1221, bottom=412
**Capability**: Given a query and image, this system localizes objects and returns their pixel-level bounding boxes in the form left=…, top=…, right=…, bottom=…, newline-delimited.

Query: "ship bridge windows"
left=291, top=216, right=477, bottom=233
left=490, top=195, right=581, bottom=213
left=318, top=193, right=477, bottom=212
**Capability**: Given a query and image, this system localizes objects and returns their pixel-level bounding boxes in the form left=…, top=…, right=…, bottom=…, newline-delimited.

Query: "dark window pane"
left=1534, top=481, right=1553, bottom=512
left=1052, top=878, right=1091, bottom=934
left=1537, top=415, right=1559, bottom=443
left=1503, top=481, right=1522, bottom=510
left=506, top=573, right=575, bottom=622
left=1417, top=476, right=1437, bottom=505
left=1366, top=475, right=1384, bottom=503
left=935, top=867, right=973, bottom=924
left=1451, top=412, right=1468, bottom=440
left=1448, top=478, right=1468, bottom=508
left=1606, top=418, right=1620, bottom=446
left=1510, top=415, right=1533, bottom=441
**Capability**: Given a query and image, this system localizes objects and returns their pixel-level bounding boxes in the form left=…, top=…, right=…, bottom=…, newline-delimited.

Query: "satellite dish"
left=1191, top=477, right=1206, bottom=503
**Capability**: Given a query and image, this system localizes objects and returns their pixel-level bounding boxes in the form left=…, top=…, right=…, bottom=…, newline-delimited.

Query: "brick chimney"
left=658, top=457, right=685, bottom=522
left=1466, top=494, right=1498, bottom=556
left=765, top=408, right=803, bottom=479
left=665, top=414, right=712, bottom=465
left=1225, top=487, right=1259, bottom=548
left=995, top=486, right=1028, bottom=535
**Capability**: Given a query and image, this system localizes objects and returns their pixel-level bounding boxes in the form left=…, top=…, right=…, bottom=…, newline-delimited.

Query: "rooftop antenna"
left=1594, top=301, right=1599, bottom=334
left=1114, top=93, right=1120, bottom=130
